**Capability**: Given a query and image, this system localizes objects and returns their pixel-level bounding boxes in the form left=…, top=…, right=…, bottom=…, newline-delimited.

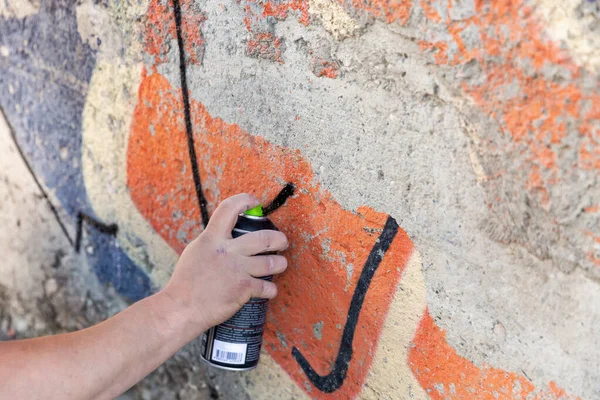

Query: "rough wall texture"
left=0, top=0, right=599, bottom=399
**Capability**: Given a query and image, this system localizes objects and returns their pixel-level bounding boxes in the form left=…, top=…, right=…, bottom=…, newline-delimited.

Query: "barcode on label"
left=215, top=349, right=243, bottom=363
left=211, top=339, right=247, bottom=365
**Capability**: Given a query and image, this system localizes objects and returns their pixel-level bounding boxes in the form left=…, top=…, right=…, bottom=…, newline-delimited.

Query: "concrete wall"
left=1, top=0, right=599, bottom=398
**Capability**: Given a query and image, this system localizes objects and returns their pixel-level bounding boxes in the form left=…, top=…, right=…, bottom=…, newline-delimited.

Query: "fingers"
left=241, top=255, right=287, bottom=277
left=228, top=230, right=288, bottom=256
left=247, top=278, right=278, bottom=299
left=205, top=194, right=260, bottom=237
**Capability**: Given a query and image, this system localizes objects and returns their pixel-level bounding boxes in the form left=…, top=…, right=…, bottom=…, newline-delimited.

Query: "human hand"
left=162, top=193, right=289, bottom=337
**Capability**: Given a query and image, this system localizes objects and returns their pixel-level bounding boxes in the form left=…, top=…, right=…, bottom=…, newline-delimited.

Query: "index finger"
left=205, top=193, right=260, bottom=237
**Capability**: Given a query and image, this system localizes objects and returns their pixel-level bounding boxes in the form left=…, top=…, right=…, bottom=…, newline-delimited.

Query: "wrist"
left=150, top=290, right=209, bottom=347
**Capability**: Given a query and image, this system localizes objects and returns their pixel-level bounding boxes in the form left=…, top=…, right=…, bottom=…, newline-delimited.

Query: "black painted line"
left=0, top=106, right=74, bottom=247
left=172, top=0, right=210, bottom=228
left=263, top=183, right=295, bottom=215
left=74, top=212, right=119, bottom=253
left=1, top=107, right=121, bottom=254
left=292, top=215, right=399, bottom=393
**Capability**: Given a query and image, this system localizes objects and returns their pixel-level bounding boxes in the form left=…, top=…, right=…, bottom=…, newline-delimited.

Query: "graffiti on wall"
left=0, top=0, right=595, bottom=398
left=0, top=3, right=153, bottom=300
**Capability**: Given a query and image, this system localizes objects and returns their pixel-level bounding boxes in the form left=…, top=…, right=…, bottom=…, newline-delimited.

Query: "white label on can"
left=211, top=339, right=247, bottom=364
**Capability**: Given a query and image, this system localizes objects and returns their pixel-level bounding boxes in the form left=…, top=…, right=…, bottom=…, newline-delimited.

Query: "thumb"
left=205, top=193, right=260, bottom=237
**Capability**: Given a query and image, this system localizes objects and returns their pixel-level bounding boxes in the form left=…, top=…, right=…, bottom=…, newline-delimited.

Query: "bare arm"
left=0, top=292, right=197, bottom=399
left=0, top=194, right=288, bottom=399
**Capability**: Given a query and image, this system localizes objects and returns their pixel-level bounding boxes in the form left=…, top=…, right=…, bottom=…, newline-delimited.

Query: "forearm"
left=88, top=291, right=201, bottom=398
left=0, top=291, right=203, bottom=400
left=0, top=194, right=287, bottom=399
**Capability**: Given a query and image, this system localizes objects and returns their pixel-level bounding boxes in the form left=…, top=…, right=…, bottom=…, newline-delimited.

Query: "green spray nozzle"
left=245, top=204, right=264, bottom=217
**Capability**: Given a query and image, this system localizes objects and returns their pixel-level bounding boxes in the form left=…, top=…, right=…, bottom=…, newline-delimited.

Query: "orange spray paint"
left=127, top=72, right=415, bottom=398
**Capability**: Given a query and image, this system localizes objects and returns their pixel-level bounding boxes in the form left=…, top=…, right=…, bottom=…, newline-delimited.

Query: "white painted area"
left=362, top=251, right=428, bottom=400
left=0, top=0, right=39, bottom=19
left=309, top=0, right=358, bottom=40
left=537, top=0, right=600, bottom=71
left=76, top=0, right=110, bottom=51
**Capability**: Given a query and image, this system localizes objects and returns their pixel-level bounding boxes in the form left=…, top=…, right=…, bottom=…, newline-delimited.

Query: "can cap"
left=244, top=204, right=264, bottom=217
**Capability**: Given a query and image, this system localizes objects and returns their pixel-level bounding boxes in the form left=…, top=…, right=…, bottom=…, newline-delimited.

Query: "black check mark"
left=292, top=216, right=399, bottom=393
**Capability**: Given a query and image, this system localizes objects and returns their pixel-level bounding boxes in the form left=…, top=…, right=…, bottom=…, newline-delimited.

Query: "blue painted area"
left=87, top=229, right=152, bottom=301
left=0, top=2, right=152, bottom=301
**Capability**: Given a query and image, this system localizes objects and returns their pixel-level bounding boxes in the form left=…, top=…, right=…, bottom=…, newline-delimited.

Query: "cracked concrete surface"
left=1, top=0, right=599, bottom=398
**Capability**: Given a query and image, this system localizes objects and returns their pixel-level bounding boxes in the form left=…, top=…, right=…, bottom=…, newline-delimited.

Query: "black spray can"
left=200, top=205, right=278, bottom=370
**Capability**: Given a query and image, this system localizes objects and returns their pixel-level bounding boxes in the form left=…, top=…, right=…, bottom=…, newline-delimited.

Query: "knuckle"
left=230, top=259, right=244, bottom=275
left=235, top=275, right=252, bottom=292
left=260, top=280, right=269, bottom=297
left=234, top=276, right=254, bottom=303
left=242, top=193, right=255, bottom=203
left=228, top=193, right=255, bottom=212
left=242, top=193, right=258, bottom=206
left=219, top=196, right=235, bottom=211
left=242, top=276, right=253, bottom=290
left=264, top=282, right=277, bottom=298
left=268, top=256, right=286, bottom=273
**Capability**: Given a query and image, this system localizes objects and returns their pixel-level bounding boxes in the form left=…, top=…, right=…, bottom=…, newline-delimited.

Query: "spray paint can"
left=201, top=204, right=278, bottom=371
